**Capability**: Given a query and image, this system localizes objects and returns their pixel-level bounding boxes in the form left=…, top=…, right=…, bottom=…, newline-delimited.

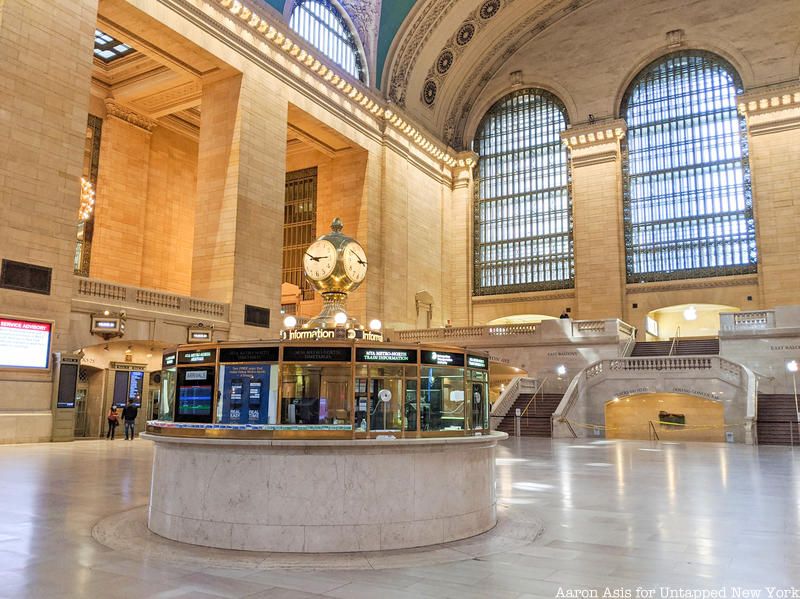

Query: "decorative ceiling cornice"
left=442, top=0, right=597, bottom=149
left=560, top=119, right=626, bottom=149
left=210, top=0, right=459, bottom=168
left=386, top=0, right=462, bottom=106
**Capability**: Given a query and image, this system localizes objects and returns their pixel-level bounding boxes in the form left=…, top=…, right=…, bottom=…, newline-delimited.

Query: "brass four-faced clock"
left=301, top=218, right=367, bottom=329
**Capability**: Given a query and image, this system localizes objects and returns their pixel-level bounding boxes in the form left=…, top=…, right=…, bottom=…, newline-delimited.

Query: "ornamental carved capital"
left=104, top=99, right=157, bottom=132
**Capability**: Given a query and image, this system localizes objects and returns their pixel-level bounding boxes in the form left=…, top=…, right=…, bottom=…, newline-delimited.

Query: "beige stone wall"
left=91, top=115, right=151, bottom=285
left=749, top=117, right=800, bottom=308
left=141, top=127, right=197, bottom=295
left=0, top=0, right=98, bottom=443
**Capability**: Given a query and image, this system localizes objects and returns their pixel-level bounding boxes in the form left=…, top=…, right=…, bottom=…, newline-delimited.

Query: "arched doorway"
left=605, top=393, right=724, bottom=441
left=73, top=340, right=170, bottom=438
left=645, top=304, right=739, bottom=340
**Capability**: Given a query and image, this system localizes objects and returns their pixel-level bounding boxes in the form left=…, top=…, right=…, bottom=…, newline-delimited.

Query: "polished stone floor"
left=0, top=437, right=798, bottom=598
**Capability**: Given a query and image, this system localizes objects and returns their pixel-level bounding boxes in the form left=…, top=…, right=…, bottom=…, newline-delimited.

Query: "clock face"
left=303, top=240, right=337, bottom=281
left=343, top=241, right=367, bottom=283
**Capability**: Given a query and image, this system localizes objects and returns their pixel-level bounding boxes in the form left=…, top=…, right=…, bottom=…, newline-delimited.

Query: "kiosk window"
left=281, top=364, right=350, bottom=426
left=421, top=367, right=464, bottom=431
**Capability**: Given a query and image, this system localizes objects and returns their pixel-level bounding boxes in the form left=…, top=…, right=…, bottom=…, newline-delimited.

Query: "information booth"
left=148, top=340, right=490, bottom=439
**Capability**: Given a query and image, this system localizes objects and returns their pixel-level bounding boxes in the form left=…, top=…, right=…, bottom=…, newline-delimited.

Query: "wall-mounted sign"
left=355, top=348, right=417, bottom=363
left=187, top=327, right=213, bottom=343
left=110, top=362, right=146, bottom=371
left=0, top=317, right=52, bottom=369
left=90, top=313, right=125, bottom=339
left=177, top=349, right=217, bottom=365
left=162, top=352, right=177, bottom=369
left=421, top=350, right=464, bottom=367
left=467, top=355, right=489, bottom=370
left=219, top=347, right=279, bottom=363
left=283, top=346, right=352, bottom=362
left=281, top=328, right=383, bottom=342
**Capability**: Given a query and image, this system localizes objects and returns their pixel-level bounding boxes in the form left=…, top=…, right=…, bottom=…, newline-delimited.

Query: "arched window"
left=621, top=51, right=756, bottom=282
left=289, top=0, right=365, bottom=83
left=473, top=89, right=573, bottom=295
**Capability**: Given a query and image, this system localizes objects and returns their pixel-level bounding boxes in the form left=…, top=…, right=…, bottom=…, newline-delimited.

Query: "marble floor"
left=0, top=437, right=798, bottom=598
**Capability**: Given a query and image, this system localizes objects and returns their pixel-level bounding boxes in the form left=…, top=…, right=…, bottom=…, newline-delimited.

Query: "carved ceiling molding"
left=442, top=0, right=598, bottom=149
left=420, top=0, right=512, bottom=110
left=386, top=0, right=462, bottom=107
left=104, top=99, right=157, bottom=132
left=339, top=0, right=381, bottom=77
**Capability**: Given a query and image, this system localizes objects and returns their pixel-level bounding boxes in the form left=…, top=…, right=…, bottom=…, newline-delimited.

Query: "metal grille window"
left=283, top=168, right=318, bottom=300
left=289, top=0, right=365, bottom=83
left=622, top=51, right=756, bottom=283
left=473, top=89, right=573, bottom=295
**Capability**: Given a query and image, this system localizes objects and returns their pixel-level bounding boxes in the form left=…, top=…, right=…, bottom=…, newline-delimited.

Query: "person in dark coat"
left=122, top=400, right=139, bottom=440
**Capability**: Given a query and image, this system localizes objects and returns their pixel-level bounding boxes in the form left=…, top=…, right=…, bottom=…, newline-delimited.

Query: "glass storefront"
left=154, top=341, right=490, bottom=438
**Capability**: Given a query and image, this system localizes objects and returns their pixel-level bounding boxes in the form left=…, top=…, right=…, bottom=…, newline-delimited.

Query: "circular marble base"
left=142, top=432, right=507, bottom=553
left=92, top=504, right=544, bottom=570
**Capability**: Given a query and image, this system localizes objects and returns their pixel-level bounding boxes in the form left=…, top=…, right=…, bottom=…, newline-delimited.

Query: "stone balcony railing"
left=392, top=318, right=635, bottom=347
left=74, top=277, right=230, bottom=321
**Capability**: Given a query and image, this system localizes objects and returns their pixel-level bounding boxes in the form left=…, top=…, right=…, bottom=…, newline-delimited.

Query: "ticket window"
left=281, top=365, right=351, bottom=425
left=159, top=368, right=176, bottom=421
left=421, top=367, right=465, bottom=431
left=468, top=369, right=489, bottom=431
left=355, top=365, right=417, bottom=435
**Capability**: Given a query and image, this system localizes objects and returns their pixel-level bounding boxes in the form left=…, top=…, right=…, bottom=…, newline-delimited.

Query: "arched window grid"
left=289, top=0, right=366, bottom=83
left=472, top=88, right=574, bottom=295
left=621, top=51, right=756, bottom=283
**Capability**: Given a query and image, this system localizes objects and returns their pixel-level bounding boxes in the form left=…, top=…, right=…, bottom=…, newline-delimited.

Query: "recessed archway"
left=487, top=314, right=558, bottom=326
left=645, top=304, right=739, bottom=340
left=605, top=393, right=724, bottom=442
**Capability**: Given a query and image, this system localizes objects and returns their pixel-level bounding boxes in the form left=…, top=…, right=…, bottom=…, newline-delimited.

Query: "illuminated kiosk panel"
left=143, top=340, right=503, bottom=552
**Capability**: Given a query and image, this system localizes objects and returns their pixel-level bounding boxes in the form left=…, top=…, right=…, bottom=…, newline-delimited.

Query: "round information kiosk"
left=143, top=219, right=506, bottom=552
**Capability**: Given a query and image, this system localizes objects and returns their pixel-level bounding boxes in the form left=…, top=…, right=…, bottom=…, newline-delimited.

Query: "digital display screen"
left=467, top=355, right=489, bottom=370
left=178, top=386, right=213, bottom=416
left=421, top=350, right=464, bottom=367
left=57, top=363, right=78, bottom=408
left=0, top=318, right=52, bottom=369
left=127, top=371, right=144, bottom=406
left=176, top=366, right=215, bottom=422
left=219, top=347, right=279, bottom=363
left=283, top=346, right=352, bottom=362
left=162, top=352, right=176, bottom=368
left=177, top=349, right=216, bottom=364
left=356, top=348, right=417, bottom=363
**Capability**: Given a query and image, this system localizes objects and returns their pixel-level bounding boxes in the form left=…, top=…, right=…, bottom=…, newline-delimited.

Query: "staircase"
left=496, top=393, right=563, bottom=437
left=631, top=338, right=720, bottom=357
left=756, top=393, right=800, bottom=445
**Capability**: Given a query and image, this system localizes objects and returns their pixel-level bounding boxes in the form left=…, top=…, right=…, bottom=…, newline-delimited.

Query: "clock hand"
left=350, top=250, right=367, bottom=266
left=305, top=252, right=324, bottom=262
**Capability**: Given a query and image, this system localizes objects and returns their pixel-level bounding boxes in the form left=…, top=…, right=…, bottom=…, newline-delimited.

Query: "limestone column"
left=447, top=151, right=478, bottom=326
left=0, top=0, right=98, bottom=442
left=562, top=121, right=627, bottom=321
left=192, top=73, right=288, bottom=338
left=738, top=85, right=800, bottom=308
left=90, top=100, right=155, bottom=285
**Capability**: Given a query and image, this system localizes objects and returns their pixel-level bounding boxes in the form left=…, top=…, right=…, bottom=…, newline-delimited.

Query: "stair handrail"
left=648, top=420, right=660, bottom=441
left=668, top=326, right=681, bottom=356
left=621, top=333, right=636, bottom=357
left=490, top=376, right=522, bottom=418
left=520, top=377, right=548, bottom=417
